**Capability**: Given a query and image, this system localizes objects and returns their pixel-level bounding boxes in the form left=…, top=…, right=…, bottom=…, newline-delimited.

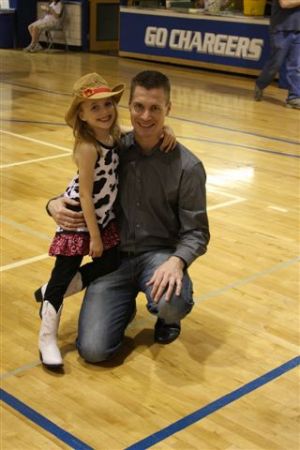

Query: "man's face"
left=129, top=86, right=171, bottom=140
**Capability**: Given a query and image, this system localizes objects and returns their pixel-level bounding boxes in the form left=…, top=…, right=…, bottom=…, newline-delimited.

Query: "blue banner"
left=120, top=10, right=270, bottom=70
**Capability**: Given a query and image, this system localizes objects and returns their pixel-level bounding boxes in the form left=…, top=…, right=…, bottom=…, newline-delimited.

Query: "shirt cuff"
left=172, top=254, right=188, bottom=270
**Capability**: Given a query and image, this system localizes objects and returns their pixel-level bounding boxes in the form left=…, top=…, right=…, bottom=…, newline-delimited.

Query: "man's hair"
left=129, top=70, right=171, bottom=104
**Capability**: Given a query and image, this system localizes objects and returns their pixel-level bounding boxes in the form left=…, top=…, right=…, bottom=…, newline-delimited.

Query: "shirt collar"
left=122, top=132, right=162, bottom=155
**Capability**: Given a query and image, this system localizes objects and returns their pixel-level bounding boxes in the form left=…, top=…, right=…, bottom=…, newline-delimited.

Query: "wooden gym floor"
left=0, top=48, right=299, bottom=450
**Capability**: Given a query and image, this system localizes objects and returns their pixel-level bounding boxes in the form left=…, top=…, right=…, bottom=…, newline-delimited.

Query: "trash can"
left=243, top=0, right=266, bottom=15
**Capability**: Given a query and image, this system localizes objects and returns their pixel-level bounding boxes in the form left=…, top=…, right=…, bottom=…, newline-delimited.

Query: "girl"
left=24, top=0, right=63, bottom=53
left=38, top=72, right=125, bottom=368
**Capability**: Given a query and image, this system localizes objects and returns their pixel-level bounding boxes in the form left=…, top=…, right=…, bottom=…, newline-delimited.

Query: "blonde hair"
left=72, top=100, right=121, bottom=156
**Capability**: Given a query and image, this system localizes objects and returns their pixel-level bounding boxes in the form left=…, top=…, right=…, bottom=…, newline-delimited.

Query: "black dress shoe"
left=154, top=318, right=181, bottom=344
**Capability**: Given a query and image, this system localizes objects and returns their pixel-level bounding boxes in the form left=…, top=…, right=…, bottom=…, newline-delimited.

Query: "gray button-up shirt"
left=117, top=133, right=210, bottom=267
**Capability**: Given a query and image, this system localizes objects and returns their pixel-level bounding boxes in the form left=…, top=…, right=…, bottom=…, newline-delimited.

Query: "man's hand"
left=48, top=197, right=85, bottom=230
left=146, top=256, right=185, bottom=303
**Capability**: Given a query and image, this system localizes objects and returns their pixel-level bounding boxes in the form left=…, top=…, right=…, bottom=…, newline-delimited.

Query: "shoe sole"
left=39, top=352, right=64, bottom=370
left=30, top=46, right=43, bottom=52
left=154, top=324, right=181, bottom=344
left=154, top=333, right=180, bottom=344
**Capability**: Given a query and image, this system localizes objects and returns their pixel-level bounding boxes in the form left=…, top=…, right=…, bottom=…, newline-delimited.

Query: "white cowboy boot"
left=39, top=301, right=63, bottom=368
left=35, top=272, right=82, bottom=305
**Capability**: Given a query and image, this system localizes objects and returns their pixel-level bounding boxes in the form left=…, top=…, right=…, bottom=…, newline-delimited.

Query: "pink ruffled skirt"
left=49, top=220, right=120, bottom=256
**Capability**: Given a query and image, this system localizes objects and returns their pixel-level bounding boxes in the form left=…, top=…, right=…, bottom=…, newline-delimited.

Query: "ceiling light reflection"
left=208, top=166, right=255, bottom=186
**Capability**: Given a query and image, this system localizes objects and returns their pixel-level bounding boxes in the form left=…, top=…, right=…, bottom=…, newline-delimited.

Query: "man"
left=47, top=70, right=210, bottom=363
left=254, top=0, right=300, bottom=109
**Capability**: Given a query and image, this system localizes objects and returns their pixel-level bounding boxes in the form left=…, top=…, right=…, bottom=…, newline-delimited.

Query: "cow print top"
left=56, top=142, right=119, bottom=233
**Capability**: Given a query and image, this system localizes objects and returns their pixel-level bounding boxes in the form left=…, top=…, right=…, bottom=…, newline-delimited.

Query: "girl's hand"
left=89, top=237, right=103, bottom=258
left=160, top=125, right=177, bottom=152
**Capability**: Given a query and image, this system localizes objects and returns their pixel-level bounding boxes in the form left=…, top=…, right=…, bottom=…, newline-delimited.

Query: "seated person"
left=24, top=1, right=64, bottom=53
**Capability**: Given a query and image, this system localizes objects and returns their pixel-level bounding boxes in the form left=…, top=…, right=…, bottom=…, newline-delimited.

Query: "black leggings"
left=44, top=246, right=120, bottom=311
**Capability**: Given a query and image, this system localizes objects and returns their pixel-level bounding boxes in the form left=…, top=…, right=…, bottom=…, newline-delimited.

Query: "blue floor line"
left=1, top=356, right=299, bottom=450
left=0, top=388, right=94, bottom=450
left=125, top=355, right=300, bottom=450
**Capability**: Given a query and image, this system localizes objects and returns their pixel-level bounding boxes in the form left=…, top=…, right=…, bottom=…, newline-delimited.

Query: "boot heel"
left=34, top=287, right=43, bottom=302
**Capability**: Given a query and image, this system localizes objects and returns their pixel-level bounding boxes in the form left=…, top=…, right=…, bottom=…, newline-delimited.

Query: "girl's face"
left=79, top=98, right=116, bottom=133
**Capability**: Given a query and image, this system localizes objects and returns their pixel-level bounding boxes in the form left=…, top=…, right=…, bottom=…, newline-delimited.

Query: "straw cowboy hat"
left=65, top=72, right=125, bottom=127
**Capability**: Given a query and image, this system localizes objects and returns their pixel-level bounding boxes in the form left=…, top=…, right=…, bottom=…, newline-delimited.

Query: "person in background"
left=47, top=70, right=210, bottom=364
left=23, top=0, right=63, bottom=53
left=254, top=0, right=300, bottom=109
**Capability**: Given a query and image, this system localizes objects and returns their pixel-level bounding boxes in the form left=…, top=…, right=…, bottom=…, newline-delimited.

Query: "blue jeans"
left=77, top=250, right=194, bottom=362
left=256, top=31, right=300, bottom=100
